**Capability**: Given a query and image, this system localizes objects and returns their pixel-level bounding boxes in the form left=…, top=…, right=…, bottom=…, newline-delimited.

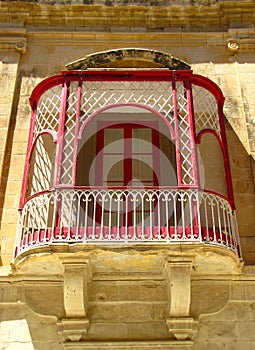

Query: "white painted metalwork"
left=15, top=188, right=241, bottom=258
left=60, top=82, right=78, bottom=184
left=80, top=81, right=175, bottom=130
left=176, top=82, right=195, bottom=185
left=27, top=135, right=55, bottom=197
left=34, top=84, right=63, bottom=140
left=192, top=85, right=220, bottom=135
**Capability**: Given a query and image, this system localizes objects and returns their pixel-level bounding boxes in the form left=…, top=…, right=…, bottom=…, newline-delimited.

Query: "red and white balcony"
left=14, top=67, right=242, bottom=259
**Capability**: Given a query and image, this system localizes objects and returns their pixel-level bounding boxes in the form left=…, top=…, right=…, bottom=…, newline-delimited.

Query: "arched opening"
left=76, top=106, right=177, bottom=228
left=76, top=105, right=177, bottom=188
left=65, top=48, right=190, bottom=70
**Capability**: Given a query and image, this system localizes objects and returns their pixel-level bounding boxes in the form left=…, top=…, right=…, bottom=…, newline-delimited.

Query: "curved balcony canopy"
left=15, top=52, right=241, bottom=259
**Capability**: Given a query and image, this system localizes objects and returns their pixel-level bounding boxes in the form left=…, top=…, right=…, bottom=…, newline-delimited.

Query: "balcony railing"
left=15, top=188, right=241, bottom=258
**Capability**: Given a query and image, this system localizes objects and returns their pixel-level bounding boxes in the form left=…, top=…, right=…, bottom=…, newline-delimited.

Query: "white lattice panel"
left=80, top=81, right=174, bottom=129
left=35, top=84, right=63, bottom=139
left=176, top=82, right=195, bottom=185
left=29, top=136, right=54, bottom=196
left=60, top=82, right=78, bottom=184
left=192, top=84, right=220, bottom=135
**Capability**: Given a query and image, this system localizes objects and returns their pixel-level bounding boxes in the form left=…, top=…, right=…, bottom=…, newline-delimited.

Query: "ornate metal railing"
left=15, top=188, right=241, bottom=258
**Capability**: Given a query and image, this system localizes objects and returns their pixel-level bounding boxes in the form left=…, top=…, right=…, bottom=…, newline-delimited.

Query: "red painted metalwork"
left=62, top=69, right=193, bottom=81
left=29, top=75, right=64, bottom=108
left=23, top=69, right=236, bottom=201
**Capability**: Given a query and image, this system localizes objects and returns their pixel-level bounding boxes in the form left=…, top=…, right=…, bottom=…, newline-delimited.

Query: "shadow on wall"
left=0, top=302, right=62, bottom=350
left=225, top=119, right=255, bottom=265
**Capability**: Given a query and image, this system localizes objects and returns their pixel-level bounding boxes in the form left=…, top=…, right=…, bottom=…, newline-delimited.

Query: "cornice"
left=27, top=30, right=226, bottom=45
left=25, top=30, right=255, bottom=53
left=0, top=26, right=254, bottom=54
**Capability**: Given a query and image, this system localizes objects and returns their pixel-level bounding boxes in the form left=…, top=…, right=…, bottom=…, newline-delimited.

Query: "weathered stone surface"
left=65, top=48, right=190, bottom=70
left=0, top=0, right=254, bottom=348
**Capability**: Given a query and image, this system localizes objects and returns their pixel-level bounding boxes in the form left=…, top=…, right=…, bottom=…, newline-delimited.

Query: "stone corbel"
left=57, top=256, right=91, bottom=342
left=0, top=28, right=27, bottom=54
left=227, top=28, right=255, bottom=55
left=227, top=39, right=239, bottom=55
left=165, top=256, right=198, bottom=340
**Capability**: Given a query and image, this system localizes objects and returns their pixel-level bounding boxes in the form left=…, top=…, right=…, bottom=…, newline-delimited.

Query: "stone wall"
left=0, top=1, right=254, bottom=348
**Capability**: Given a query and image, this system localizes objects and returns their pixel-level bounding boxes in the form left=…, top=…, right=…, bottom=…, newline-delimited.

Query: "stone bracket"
left=60, top=256, right=91, bottom=319
left=58, top=255, right=91, bottom=342
left=165, top=256, right=193, bottom=318
left=166, top=317, right=198, bottom=341
left=164, top=256, right=198, bottom=340
left=57, top=318, right=90, bottom=342
left=227, top=28, right=255, bottom=55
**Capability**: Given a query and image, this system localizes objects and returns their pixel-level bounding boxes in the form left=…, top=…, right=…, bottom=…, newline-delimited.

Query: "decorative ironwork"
left=60, top=82, right=78, bottom=184
left=28, top=136, right=54, bottom=196
left=34, top=84, right=62, bottom=140
left=80, top=81, right=175, bottom=130
left=176, top=82, right=195, bottom=185
left=192, top=84, right=220, bottom=135
left=15, top=188, right=241, bottom=258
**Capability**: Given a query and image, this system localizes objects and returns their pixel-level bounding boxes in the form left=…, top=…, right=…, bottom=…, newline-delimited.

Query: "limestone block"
left=190, top=281, right=229, bottom=318
left=89, top=280, right=167, bottom=302
left=88, top=301, right=167, bottom=322
left=0, top=302, right=61, bottom=349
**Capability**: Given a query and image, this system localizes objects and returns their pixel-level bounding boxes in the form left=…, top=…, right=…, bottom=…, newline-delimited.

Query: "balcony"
left=15, top=187, right=241, bottom=258
left=14, top=66, right=242, bottom=261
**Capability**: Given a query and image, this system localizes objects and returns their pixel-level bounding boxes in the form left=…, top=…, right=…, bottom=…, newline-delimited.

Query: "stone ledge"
left=62, top=339, right=193, bottom=349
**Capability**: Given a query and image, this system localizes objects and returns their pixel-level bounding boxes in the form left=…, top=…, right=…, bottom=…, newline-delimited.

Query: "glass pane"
left=132, top=157, right=153, bottom=181
left=132, top=129, right=152, bottom=153
left=104, top=128, right=124, bottom=153
left=103, top=156, right=124, bottom=181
